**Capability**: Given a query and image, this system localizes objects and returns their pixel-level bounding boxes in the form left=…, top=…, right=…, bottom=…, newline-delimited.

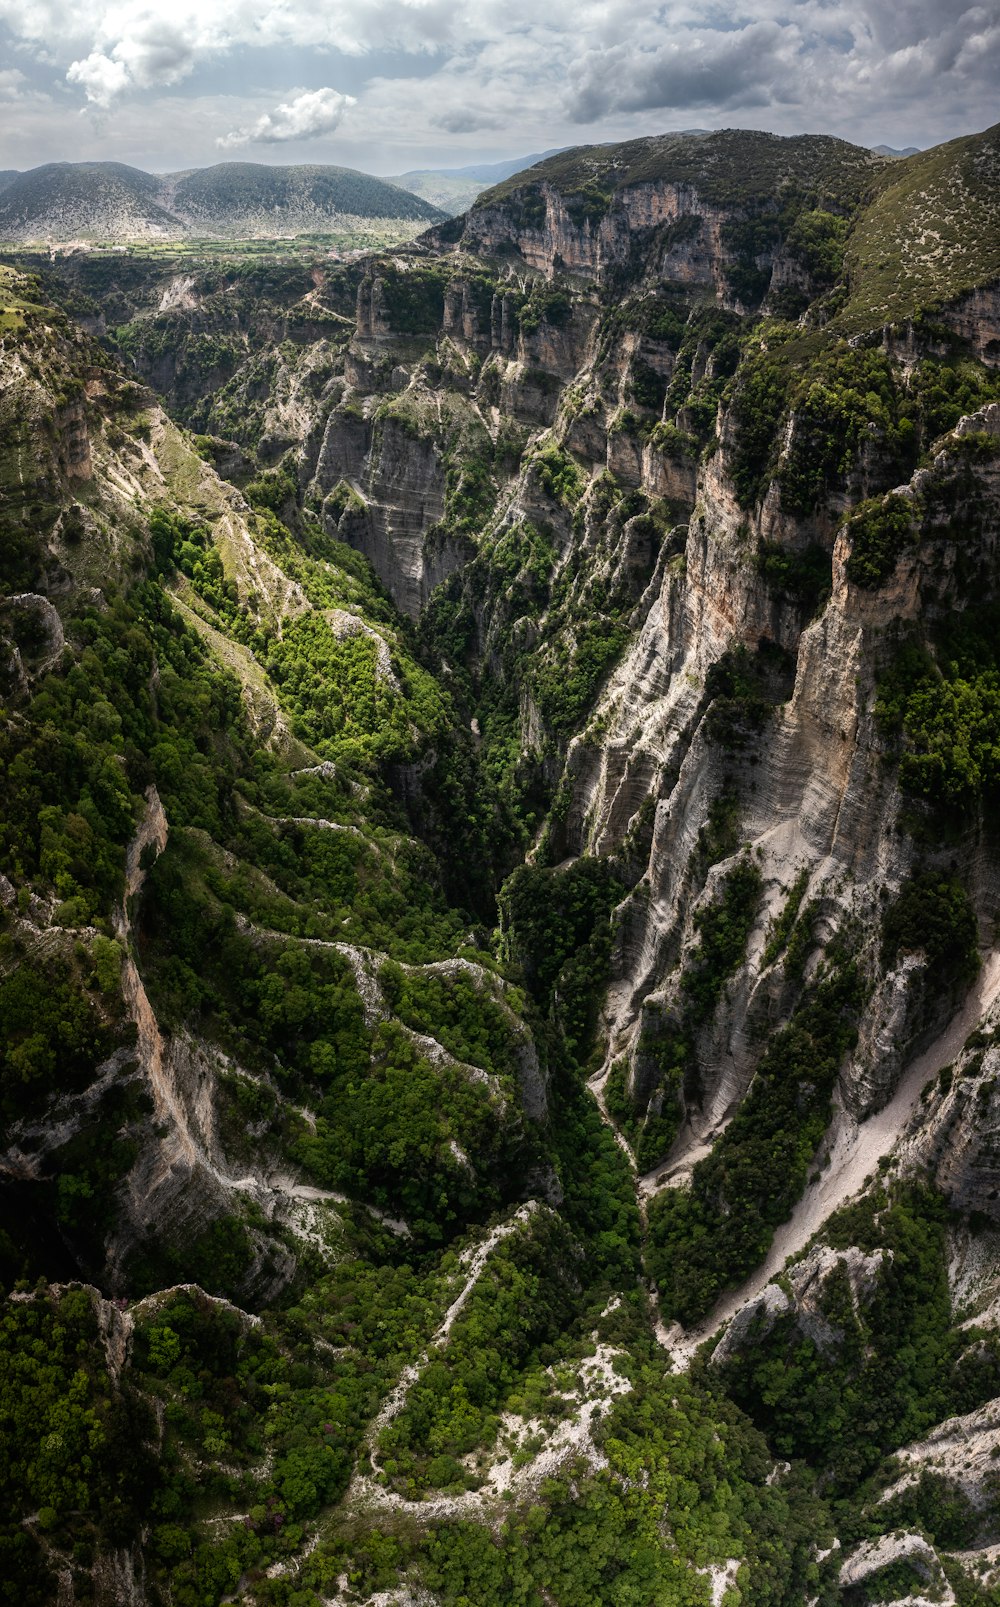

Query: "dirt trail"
left=370, top=1205, right=539, bottom=1439
left=339, top=1202, right=635, bottom=1529
left=114, top=794, right=353, bottom=1217
left=345, top=1204, right=539, bottom=1519
left=665, top=952, right=1000, bottom=1364
left=113, top=788, right=198, bottom=1164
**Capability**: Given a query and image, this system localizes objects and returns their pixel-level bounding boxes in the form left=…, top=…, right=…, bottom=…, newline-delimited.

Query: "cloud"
left=564, top=21, right=803, bottom=122
left=0, top=0, right=466, bottom=103
left=0, top=66, right=26, bottom=98
left=0, top=0, right=997, bottom=167
left=111, top=21, right=196, bottom=89
left=66, top=50, right=129, bottom=107
left=218, top=87, right=357, bottom=148
left=433, top=107, right=504, bottom=133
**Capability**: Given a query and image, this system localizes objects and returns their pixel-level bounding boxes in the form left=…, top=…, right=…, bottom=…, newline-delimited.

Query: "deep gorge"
left=2, top=122, right=1000, bottom=1606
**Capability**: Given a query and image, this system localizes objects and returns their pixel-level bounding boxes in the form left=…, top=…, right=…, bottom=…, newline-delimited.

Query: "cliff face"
left=457, top=180, right=770, bottom=304
left=577, top=408, right=1000, bottom=1114
left=269, top=126, right=1000, bottom=1413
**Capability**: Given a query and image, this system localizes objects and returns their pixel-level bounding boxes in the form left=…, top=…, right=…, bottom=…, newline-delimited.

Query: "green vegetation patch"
left=840, top=124, right=1000, bottom=333
left=843, top=492, right=916, bottom=588
left=877, top=607, right=1000, bottom=809
left=716, top=1185, right=1000, bottom=1496
left=379, top=961, right=522, bottom=1081
left=376, top=1211, right=581, bottom=1494
left=612, top=857, right=763, bottom=1172
left=480, top=129, right=882, bottom=216
left=785, top=208, right=850, bottom=287
left=532, top=618, right=632, bottom=738
left=649, top=959, right=862, bottom=1325
left=704, top=641, right=796, bottom=749
left=729, top=334, right=916, bottom=513
left=366, top=260, right=452, bottom=336
left=266, top=613, right=447, bottom=764
left=683, top=857, right=764, bottom=1026
left=0, top=1287, right=157, bottom=1604
left=293, top=1356, right=836, bottom=1607
left=881, top=872, right=979, bottom=990
left=755, top=542, right=832, bottom=613
left=500, top=858, right=625, bottom=1063
left=518, top=280, right=573, bottom=334
left=762, top=869, right=810, bottom=967
left=294, top=1021, right=522, bottom=1244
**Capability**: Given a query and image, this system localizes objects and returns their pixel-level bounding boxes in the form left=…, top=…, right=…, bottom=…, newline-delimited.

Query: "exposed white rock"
left=709, top=1243, right=887, bottom=1366
left=881, top=1398, right=1000, bottom=1510
left=840, top=1533, right=955, bottom=1603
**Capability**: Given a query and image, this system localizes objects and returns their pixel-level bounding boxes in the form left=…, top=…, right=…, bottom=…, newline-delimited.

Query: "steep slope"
left=0, top=259, right=781, bottom=1607
left=5, top=117, right=1000, bottom=1605
left=0, top=161, right=180, bottom=241
left=436, top=128, right=886, bottom=291
left=167, top=162, right=444, bottom=233
left=842, top=121, right=1000, bottom=334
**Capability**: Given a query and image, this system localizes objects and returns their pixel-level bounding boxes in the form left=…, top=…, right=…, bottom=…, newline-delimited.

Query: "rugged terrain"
left=3, top=120, right=1000, bottom=1606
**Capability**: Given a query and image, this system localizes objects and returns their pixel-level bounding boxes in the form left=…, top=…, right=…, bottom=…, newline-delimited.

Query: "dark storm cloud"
left=565, top=21, right=801, bottom=122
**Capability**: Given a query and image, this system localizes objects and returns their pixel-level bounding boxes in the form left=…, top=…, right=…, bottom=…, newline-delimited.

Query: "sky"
left=0, top=0, right=997, bottom=176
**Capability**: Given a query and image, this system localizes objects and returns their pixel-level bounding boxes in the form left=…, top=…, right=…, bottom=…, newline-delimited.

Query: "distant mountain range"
left=386, top=150, right=568, bottom=215
left=0, top=161, right=445, bottom=243
left=0, top=141, right=926, bottom=239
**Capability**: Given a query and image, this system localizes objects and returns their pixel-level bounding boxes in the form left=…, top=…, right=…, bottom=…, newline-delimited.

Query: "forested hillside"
left=2, top=121, right=1000, bottom=1607
left=0, top=161, right=443, bottom=244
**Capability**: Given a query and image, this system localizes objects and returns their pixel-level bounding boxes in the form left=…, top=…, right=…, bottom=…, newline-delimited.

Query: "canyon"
left=2, top=122, right=1000, bottom=1605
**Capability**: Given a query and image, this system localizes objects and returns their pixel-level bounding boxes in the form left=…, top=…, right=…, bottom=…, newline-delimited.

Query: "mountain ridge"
left=0, top=158, right=445, bottom=243
left=385, top=150, right=567, bottom=215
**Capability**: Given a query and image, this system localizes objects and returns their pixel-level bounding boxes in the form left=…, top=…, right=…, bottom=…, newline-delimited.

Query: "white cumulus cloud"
left=218, top=87, right=357, bottom=149
left=66, top=50, right=129, bottom=107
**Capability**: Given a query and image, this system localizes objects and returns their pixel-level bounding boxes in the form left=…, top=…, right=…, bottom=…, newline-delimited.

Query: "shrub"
left=881, top=872, right=979, bottom=989
left=844, top=493, right=914, bottom=588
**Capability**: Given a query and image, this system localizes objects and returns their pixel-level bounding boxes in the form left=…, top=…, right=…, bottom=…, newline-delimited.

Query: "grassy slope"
left=480, top=128, right=885, bottom=211
left=840, top=121, right=1000, bottom=330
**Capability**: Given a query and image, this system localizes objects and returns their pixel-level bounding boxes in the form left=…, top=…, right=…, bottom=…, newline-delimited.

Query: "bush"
left=881, top=872, right=979, bottom=989
left=784, top=209, right=849, bottom=286
left=844, top=493, right=914, bottom=588
left=755, top=542, right=831, bottom=612
left=877, top=607, right=1000, bottom=809
left=683, top=857, right=763, bottom=1025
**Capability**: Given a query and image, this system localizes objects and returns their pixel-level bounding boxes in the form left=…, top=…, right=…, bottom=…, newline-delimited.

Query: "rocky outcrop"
left=710, top=1242, right=889, bottom=1366
left=839, top=1532, right=953, bottom=1604
left=943, top=283, right=1000, bottom=367
left=316, top=406, right=469, bottom=617
left=458, top=181, right=767, bottom=308
left=882, top=1399, right=1000, bottom=1514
